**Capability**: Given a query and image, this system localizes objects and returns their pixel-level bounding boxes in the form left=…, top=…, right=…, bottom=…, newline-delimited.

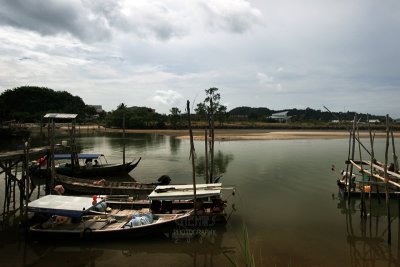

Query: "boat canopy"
left=28, top=195, right=103, bottom=217
left=148, top=183, right=222, bottom=201
left=54, top=153, right=104, bottom=160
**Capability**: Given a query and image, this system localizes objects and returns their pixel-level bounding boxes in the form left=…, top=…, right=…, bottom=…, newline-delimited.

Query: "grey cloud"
left=198, top=0, right=262, bottom=33
left=0, top=0, right=262, bottom=42
left=0, top=0, right=111, bottom=42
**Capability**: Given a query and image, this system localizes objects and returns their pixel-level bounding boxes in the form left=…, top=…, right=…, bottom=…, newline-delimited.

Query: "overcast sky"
left=0, top=0, right=399, bottom=117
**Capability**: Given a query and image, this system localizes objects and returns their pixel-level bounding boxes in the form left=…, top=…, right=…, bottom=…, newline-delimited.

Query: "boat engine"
left=157, top=175, right=171, bottom=185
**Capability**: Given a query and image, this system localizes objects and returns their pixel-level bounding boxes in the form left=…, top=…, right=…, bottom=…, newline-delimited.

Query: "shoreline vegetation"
left=24, top=124, right=399, bottom=141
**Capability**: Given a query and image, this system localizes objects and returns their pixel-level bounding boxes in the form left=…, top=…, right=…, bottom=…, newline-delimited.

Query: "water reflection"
left=336, top=195, right=400, bottom=266
left=169, top=136, right=181, bottom=155
left=14, top=225, right=236, bottom=267
left=195, top=150, right=234, bottom=182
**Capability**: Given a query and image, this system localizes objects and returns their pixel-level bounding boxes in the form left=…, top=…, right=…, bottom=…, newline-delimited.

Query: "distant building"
left=89, top=105, right=104, bottom=113
left=268, top=111, right=291, bottom=123
left=331, top=120, right=340, bottom=123
left=368, top=119, right=380, bottom=124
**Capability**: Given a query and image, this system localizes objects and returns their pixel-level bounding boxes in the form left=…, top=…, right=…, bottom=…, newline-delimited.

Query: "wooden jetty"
left=1, top=113, right=77, bottom=222
left=0, top=145, right=54, bottom=217
left=337, top=113, right=400, bottom=244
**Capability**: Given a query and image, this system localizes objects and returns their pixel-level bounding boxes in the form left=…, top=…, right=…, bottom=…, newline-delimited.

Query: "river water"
left=1, top=132, right=399, bottom=266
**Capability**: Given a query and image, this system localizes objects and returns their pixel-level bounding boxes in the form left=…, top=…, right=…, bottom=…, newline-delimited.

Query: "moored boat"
left=54, top=173, right=171, bottom=197
left=28, top=195, right=193, bottom=240
left=31, top=154, right=142, bottom=178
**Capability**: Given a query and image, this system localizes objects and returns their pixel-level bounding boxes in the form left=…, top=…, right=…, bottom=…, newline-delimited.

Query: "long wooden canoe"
left=54, top=173, right=170, bottom=198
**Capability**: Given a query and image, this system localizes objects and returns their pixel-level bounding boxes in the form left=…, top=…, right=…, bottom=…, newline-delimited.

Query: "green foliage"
left=229, top=106, right=386, bottom=123
left=0, top=86, right=95, bottom=123
left=169, top=107, right=182, bottom=129
left=106, top=105, right=165, bottom=129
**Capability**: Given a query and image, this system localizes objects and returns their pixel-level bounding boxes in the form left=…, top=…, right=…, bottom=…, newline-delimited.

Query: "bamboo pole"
left=349, top=161, right=400, bottom=188
left=24, top=140, right=30, bottom=226
left=123, top=112, right=126, bottom=165
left=3, top=161, right=9, bottom=214
left=357, top=124, right=367, bottom=218
left=384, top=115, right=391, bottom=244
left=187, top=101, right=197, bottom=216
left=205, top=129, right=209, bottom=183
left=348, top=115, right=357, bottom=204
left=50, top=119, right=56, bottom=192
left=209, top=98, right=214, bottom=182
left=368, top=118, right=380, bottom=203
left=391, top=130, right=399, bottom=173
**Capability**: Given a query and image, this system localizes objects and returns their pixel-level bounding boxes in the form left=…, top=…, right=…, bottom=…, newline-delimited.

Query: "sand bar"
left=100, top=128, right=399, bottom=141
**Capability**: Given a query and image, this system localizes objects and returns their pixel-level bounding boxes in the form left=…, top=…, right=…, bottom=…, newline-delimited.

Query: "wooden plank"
left=364, top=160, right=400, bottom=180
left=350, top=160, right=400, bottom=188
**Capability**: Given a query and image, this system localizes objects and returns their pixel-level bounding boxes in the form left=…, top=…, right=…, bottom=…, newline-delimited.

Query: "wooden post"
left=123, top=112, right=126, bottom=165
left=384, top=114, right=391, bottom=244
left=187, top=101, right=197, bottom=216
left=357, top=124, right=367, bottom=218
left=368, top=118, right=380, bottom=203
left=391, top=130, right=399, bottom=172
left=50, top=119, right=56, bottom=192
left=3, top=161, right=9, bottom=214
left=209, top=98, right=215, bottom=183
left=205, top=129, right=209, bottom=183
left=24, top=140, right=30, bottom=226
left=348, top=115, right=357, bottom=204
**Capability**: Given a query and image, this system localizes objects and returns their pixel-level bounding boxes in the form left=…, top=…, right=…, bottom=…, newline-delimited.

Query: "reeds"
left=223, top=223, right=256, bottom=267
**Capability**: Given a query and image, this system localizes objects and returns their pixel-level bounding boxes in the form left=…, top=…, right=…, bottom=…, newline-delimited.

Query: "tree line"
left=0, top=86, right=389, bottom=129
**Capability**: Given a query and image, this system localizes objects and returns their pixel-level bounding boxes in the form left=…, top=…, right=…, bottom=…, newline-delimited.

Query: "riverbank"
left=25, top=123, right=399, bottom=141
left=101, top=128, right=397, bottom=141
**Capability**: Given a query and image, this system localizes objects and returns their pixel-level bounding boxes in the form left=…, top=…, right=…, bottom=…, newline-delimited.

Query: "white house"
left=268, top=111, right=291, bottom=123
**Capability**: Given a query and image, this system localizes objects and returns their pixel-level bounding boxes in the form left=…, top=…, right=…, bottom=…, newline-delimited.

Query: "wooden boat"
left=28, top=195, right=193, bottom=240
left=337, top=159, right=400, bottom=198
left=146, top=183, right=235, bottom=225
left=54, top=173, right=172, bottom=197
left=54, top=154, right=142, bottom=177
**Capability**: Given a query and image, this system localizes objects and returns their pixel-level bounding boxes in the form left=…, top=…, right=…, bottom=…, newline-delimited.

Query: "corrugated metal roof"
left=44, top=113, right=78, bottom=119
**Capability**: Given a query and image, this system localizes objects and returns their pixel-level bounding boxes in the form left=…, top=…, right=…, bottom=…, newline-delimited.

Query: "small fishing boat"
left=31, top=154, right=141, bottom=178
left=54, top=173, right=172, bottom=197
left=147, top=183, right=235, bottom=225
left=28, top=195, right=193, bottom=240
left=54, top=154, right=141, bottom=177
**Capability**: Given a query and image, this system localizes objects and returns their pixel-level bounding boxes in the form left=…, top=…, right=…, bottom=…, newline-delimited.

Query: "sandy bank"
left=101, top=128, right=397, bottom=141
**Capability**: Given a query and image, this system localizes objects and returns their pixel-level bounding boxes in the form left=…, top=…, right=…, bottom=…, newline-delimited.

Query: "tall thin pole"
left=384, top=115, right=391, bottom=244
left=348, top=115, right=357, bottom=204
left=209, top=98, right=214, bottom=183
left=50, top=119, right=56, bottom=192
left=123, top=112, right=126, bottom=165
left=357, top=124, right=366, bottom=218
left=187, top=101, right=197, bottom=216
left=24, top=140, right=30, bottom=227
left=205, top=129, right=209, bottom=183
left=391, top=130, right=398, bottom=172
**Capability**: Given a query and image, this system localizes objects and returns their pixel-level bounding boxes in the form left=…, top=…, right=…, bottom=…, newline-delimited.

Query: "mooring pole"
left=205, top=129, right=209, bottom=183
left=348, top=115, right=357, bottom=204
left=123, top=112, right=126, bottom=165
left=384, top=115, right=391, bottom=244
left=357, top=124, right=367, bottom=218
left=187, top=101, right=197, bottom=217
left=50, top=119, right=56, bottom=192
left=24, top=140, right=30, bottom=227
